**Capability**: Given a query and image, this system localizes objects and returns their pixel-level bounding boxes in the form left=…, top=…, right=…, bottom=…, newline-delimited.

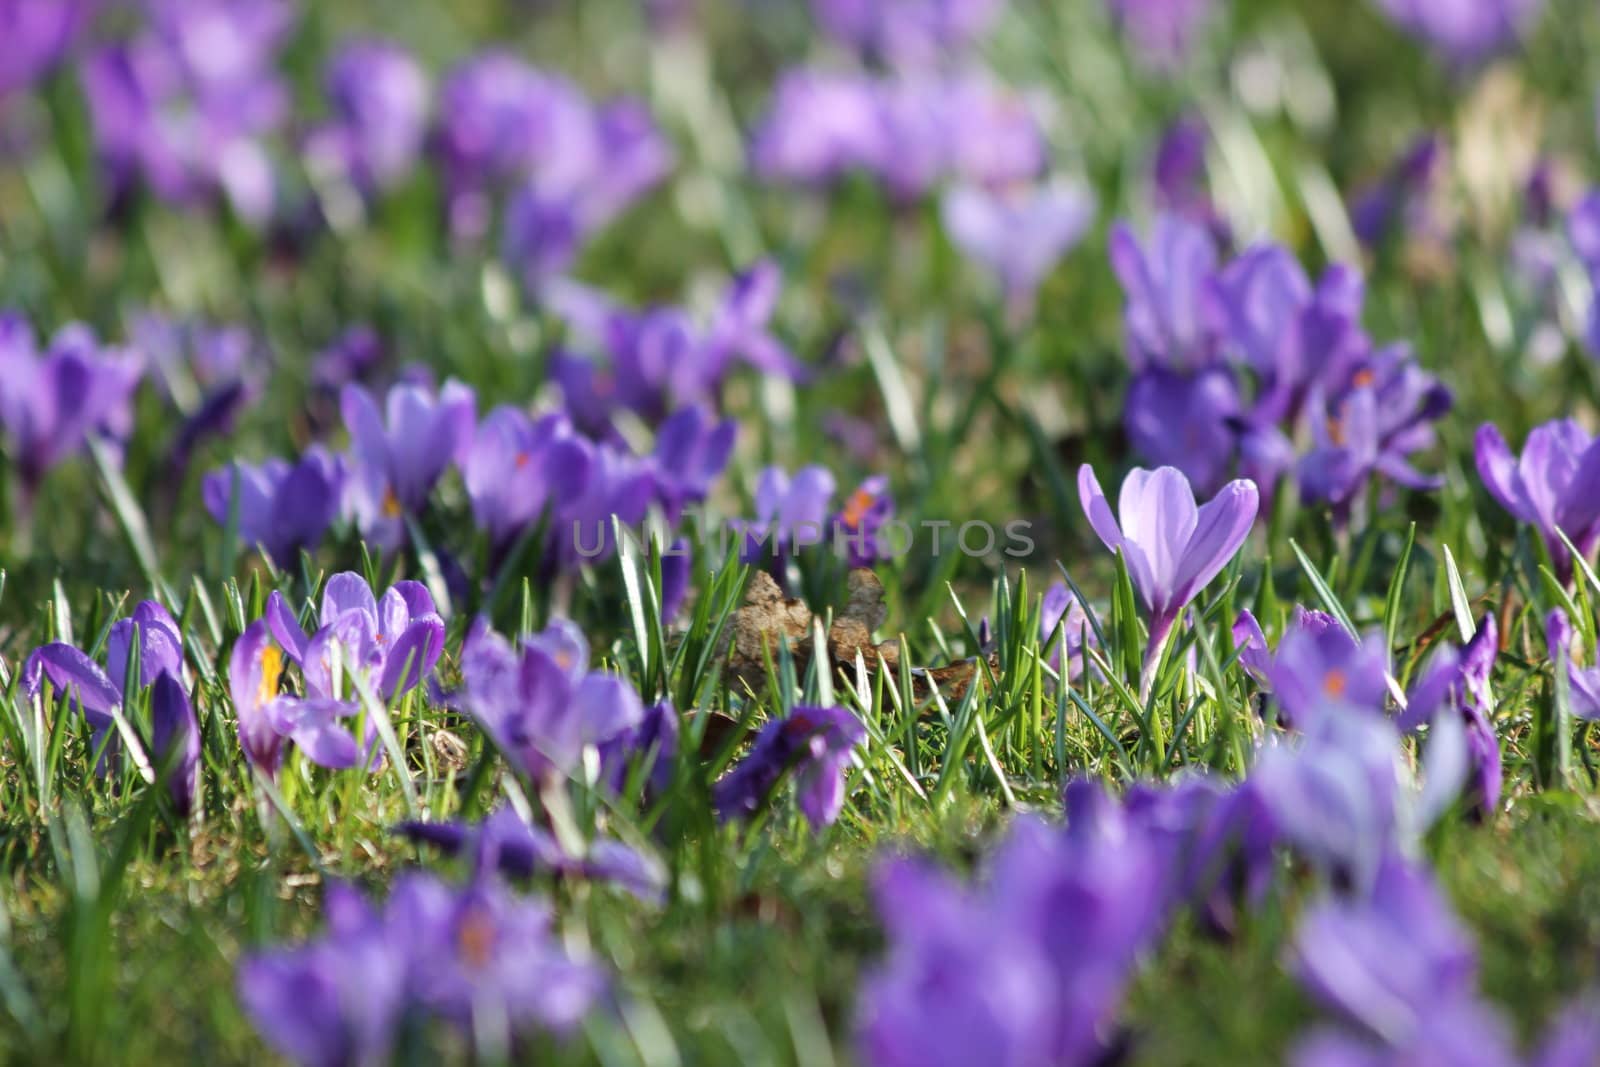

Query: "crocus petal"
left=1076, top=463, right=1125, bottom=555
left=320, top=571, right=379, bottom=630
left=265, top=591, right=309, bottom=665
left=378, top=615, right=446, bottom=700
left=32, top=643, right=121, bottom=715
left=1171, top=478, right=1259, bottom=609
left=149, top=671, right=200, bottom=816
left=1473, top=423, right=1531, bottom=524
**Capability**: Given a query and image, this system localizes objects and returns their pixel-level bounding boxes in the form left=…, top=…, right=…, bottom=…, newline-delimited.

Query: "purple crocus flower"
left=149, top=671, right=201, bottom=815
left=750, top=70, right=886, bottom=189
left=1476, top=420, right=1600, bottom=584
left=1109, top=215, right=1223, bottom=373
left=1151, top=116, right=1217, bottom=226
left=1123, top=365, right=1242, bottom=495
left=812, top=0, right=1004, bottom=65
left=713, top=705, right=866, bottom=830
left=80, top=0, right=294, bottom=223
left=1078, top=463, right=1258, bottom=689
left=463, top=407, right=592, bottom=550
left=305, top=39, right=431, bottom=195
left=237, top=882, right=409, bottom=1067
left=312, top=326, right=385, bottom=393
left=649, top=404, right=736, bottom=526
left=831, top=475, right=894, bottom=567
left=1266, top=623, right=1391, bottom=728
left=857, top=795, right=1166, bottom=1067
left=1294, top=850, right=1482, bottom=1045
left=1373, top=0, right=1543, bottom=65
left=741, top=465, right=838, bottom=564
left=395, top=806, right=667, bottom=902
left=1396, top=614, right=1501, bottom=817
left=1040, top=581, right=1096, bottom=677
left=265, top=572, right=446, bottom=707
left=0, top=0, right=91, bottom=98
left=1350, top=135, right=1448, bottom=249
left=341, top=380, right=476, bottom=548
left=556, top=439, right=656, bottom=567
left=227, top=620, right=367, bottom=777
left=941, top=179, right=1097, bottom=304
left=203, top=447, right=345, bottom=566
left=23, top=599, right=187, bottom=783
left=1568, top=194, right=1600, bottom=358
left=0, top=315, right=143, bottom=502
left=458, top=618, right=644, bottom=779
left=1547, top=609, right=1600, bottom=721
left=1106, top=0, right=1215, bottom=68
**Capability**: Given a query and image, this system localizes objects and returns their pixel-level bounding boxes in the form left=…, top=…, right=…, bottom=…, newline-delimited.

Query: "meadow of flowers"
left=2, top=0, right=1600, bottom=1063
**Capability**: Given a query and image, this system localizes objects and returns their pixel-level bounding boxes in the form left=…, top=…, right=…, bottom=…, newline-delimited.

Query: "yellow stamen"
left=382, top=487, right=403, bottom=519
left=841, top=487, right=876, bottom=529
left=457, top=908, right=495, bottom=969
left=258, top=646, right=283, bottom=707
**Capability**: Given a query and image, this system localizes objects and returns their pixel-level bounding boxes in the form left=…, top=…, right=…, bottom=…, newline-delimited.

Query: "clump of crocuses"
left=239, top=873, right=606, bottom=1065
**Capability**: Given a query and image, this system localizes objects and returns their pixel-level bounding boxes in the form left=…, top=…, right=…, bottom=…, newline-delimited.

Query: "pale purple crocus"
left=741, top=465, right=838, bottom=564
left=1373, top=0, right=1543, bottom=65
left=1106, top=0, right=1216, bottom=69
left=228, top=620, right=368, bottom=777
left=941, top=179, right=1097, bottom=305
left=457, top=618, right=645, bottom=780
left=463, top=407, right=592, bottom=550
left=1109, top=215, right=1223, bottom=373
left=202, top=447, right=344, bottom=566
left=0, top=315, right=143, bottom=505
left=304, top=39, right=431, bottom=196
left=812, top=0, right=1004, bottom=65
left=1123, top=365, right=1241, bottom=496
left=1547, top=609, right=1600, bottom=721
left=713, top=705, right=866, bottom=830
left=0, top=0, right=92, bottom=98
left=1474, top=419, right=1600, bottom=584
left=341, top=380, right=476, bottom=548
left=1078, top=463, right=1259, bottom=691
left=265, top=572, right=446, bottom=706
left=1266, top=623, right=1391, bottom=729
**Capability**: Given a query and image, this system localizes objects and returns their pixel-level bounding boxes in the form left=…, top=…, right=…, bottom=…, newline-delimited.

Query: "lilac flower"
left=396, top=806, right=667, bottom=902
left=463, top=407, right=592, bottom=549
left=749, top=71, right=885, bottom=189
left=812, top=0, right=1004, bottom=64
left=1109, top=215, right=1223, bottom=373
left=832, top=475, right=894, bottom=567
left=23, top=599, right=186, bottom=781
left=0, top=0, right=91, bottom=98
left=341, top=380, right=475, bottom=547
left=239, top=874, right=604, bottom=1065
left=227, top=620, right=367, bottom=777
left=1568, top=194, right=1600, bottom=357
left=305, top=39, right=431, bottom=195
left=0, top=315, right=143, bottom=500
left=1078, top=463, right=1258, bottom=686
left=1294, top=851, right=1483, bottom=1046
left=713, top=705, right=866, bottom=830
left=1474, top=419, right=1600, bottom=583
left=941, top=180, right=1097, bottom=303
left=1546, top=609, right=1600, bottom=721
left=1040, top=581, right=1096, bottom=677
left=741, top=465, right=838, bottom=563
left=650, top=405, right=737, bottom=523
left=80, top=0, right=294, bottom=223
left=203, top=447, right=345, bottom=566
left=1297, top=345, right=1451, bottom=522
left=857, top=794, right=1166, bottom=1066
left=1373, top=0, right=1543, bottom=65
left=458, top=618, right=644, bottom=779
left=265, top=572, right=446, bottom=705
left=237, top=883, right=409, bottom=1067
left=1106, top=0, right=1215, bottom=68
left=1123, top=365, right=1241, bottom=495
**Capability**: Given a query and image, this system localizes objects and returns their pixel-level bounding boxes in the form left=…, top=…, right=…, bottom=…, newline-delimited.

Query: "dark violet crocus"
left=941, top=179, right=1097, bottom=306
left=650, top=405, right=737, bottom=524
left=228, top=620, right=369, bottom=777
left=1475, top=419, right=1600, bottom=584
left=713, top=705, right=866, bottom=830
left=0, top=314, right=143, bottom=503
left=1373, top=0, right=1542, bottom=65
left=458, top=618, right=644, bottom=779
left=1350, top=135, right=1448, bottom=250
left=203, top=447, right=344, bottom=566
left=1123, top=365, right=1242, bottom=496
left=1078, top=463, right=1258, bottom=690
left=265, top=572, right=446, bottom=707
left=0, top=0, right=91, bottom=98
left=80, top=0, right=294, bottom=223
left=149, top=671, right=202, bottom=816
left=463, top=407, right=592, bottom=550
left=304, top=39, right=430, bottom=196
left=395, top=806, right=667, bottom=903
left=341, top=380, right=475, bottom=548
